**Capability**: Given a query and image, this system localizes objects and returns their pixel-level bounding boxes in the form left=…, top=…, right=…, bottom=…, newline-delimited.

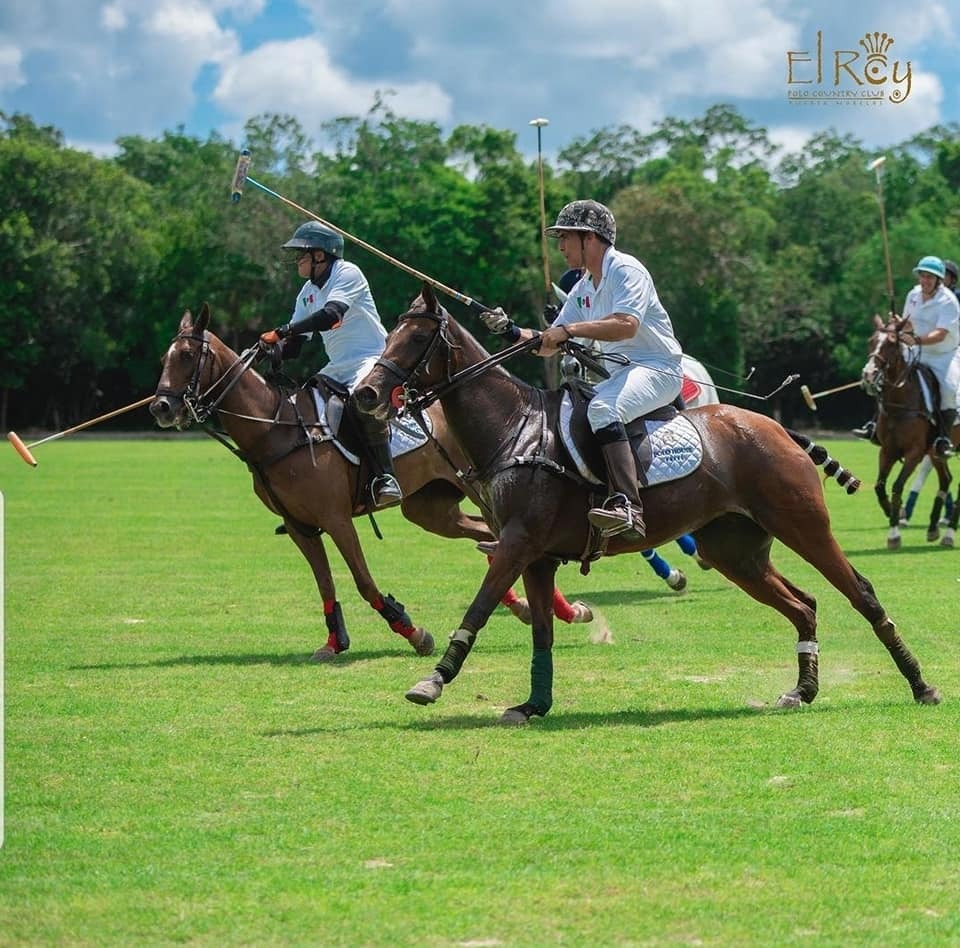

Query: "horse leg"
left=926, top=457, right=948, bottom=543
left=936, top=460, right=957, bottom=548
left=405, top=532, right=531, bottom=706
left=322, top=518, right=435, bottom=658
left=400, top=481, right=494, bottom=542
left=283, top=528, right=351, bottom=662
left=694, top=520, right=820, bottom=708
left=500, top=556, right=561, bottom=725
left=745, top=494, right=942, bottom=705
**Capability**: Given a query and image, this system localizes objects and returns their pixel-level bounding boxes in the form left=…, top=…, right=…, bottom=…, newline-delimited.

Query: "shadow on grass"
left=261, top=701, right=845, bottom=737
left=579, top=586, right=730, bottom=607
left=70, top=648, right=410, bottom=670
left=843, top=543, right=955, bottom=558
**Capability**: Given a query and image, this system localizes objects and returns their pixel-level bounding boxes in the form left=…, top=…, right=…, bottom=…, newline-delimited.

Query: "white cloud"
left=213, top=37, right=453, bottom=126
left=0, top=42, right=25, bottom=93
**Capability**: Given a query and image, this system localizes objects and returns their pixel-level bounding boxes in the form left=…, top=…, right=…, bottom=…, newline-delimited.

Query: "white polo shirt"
left=291, top=258, right=388, bottom=388
left=554, top=247, right=682, bottom=366
left=903, top=283, right=960, bottom=356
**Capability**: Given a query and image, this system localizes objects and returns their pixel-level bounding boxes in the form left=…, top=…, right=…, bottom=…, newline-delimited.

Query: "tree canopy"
left=2, top=103, right=958, bottom=431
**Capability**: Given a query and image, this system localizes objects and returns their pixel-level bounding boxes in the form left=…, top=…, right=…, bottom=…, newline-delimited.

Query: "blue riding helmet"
left=913, top=255, right=945, bottom=279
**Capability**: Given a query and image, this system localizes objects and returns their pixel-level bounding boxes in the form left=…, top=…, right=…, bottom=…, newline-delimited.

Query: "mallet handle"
left=26, top=396, right=155, bottom=449
left=811, top=380, right=863, bottom=399
left=242, top=175, right=492, bottom=315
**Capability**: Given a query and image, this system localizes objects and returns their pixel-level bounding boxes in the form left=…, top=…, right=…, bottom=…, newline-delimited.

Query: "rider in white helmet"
left=482, top=200, right=684, bottom=539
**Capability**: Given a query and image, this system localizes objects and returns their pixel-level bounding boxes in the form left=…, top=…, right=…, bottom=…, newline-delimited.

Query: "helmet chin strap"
left=309, top=251, right=333, bottom=288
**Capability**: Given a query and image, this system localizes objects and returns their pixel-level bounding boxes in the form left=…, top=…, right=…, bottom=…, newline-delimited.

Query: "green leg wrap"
left=435, top=627, right=477, bottom=683
left=528, top=647, right=553, bottom=715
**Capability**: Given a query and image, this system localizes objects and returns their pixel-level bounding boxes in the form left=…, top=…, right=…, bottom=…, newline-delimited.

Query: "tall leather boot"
left=934, top=408, right=956, bottom=458
left=586, top=425, right=645, bottom=538
left=358, top=411, right=403, bottom=508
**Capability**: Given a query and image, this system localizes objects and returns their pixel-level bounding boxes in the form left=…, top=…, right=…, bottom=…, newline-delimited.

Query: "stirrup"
left=371, top=474, right=403, bottom=508
left=852, top=422, right=875, bottom=440
left=933, top=437, right=954, bottom=458
left=586, top=493, right=646, bottom=539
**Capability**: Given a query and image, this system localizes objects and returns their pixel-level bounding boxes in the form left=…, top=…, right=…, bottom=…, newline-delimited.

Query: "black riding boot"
left=934, top=408, right=957, bottom=458
left=852, top=417, right=877, bottom=442
left=356, top=407, right=403, bottom=507
left=586, top=425, right=645, bottom=539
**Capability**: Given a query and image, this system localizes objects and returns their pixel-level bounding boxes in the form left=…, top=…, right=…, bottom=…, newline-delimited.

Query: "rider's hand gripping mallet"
left=6, top=395, right=155, bottom=467
left=800, top=380, right=863, bottom=411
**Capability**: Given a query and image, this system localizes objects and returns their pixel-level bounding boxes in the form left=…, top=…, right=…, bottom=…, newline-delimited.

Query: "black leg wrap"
left=377, top=593, right=411, bottom=627
left=435, top=628, right=477, bottom=682
left=325, top=601, right=350, bottom=652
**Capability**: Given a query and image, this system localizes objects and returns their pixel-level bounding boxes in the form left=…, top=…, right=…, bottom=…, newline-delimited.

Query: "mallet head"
left=7, top=430, right=38, bottom=466
left=800, top=384, right=817, bottom=411
left=230, top=149, right=252, bottom=203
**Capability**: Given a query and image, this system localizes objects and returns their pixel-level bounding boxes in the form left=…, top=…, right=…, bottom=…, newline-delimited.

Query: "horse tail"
left=786, top=430, right=861, bottom=495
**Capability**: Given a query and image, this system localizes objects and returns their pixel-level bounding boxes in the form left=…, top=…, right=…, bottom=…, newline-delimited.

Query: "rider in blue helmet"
left=260, top=221, right=402, bottom=508
left=856, top=255, right=960, bottom=455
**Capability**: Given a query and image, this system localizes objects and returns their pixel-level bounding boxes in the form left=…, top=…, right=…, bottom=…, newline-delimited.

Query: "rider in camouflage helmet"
left=545, top=200, right=617, bottom=245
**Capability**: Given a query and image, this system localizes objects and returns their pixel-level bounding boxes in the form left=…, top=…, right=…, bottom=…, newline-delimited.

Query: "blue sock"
left=676, top=534, right=697, bottom=556
left=903, top=490, right=918, bottom=520
left=642, top=548, right=671, bottom=579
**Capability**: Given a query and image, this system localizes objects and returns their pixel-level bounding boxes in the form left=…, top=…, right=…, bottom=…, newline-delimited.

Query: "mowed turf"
left=1, top=436, right=959, bottom=945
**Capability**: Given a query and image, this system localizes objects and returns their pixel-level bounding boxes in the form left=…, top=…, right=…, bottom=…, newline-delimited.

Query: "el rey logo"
left=787, top=31, right=912, bottom=105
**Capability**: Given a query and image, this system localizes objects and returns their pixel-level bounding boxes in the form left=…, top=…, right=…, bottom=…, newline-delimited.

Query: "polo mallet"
left=6, top=395, right=154, bottom=467
left=530, top=117, right=560, bottom=389
left=800, top=380, right=862, bottom=411
left=231, top=149, right=497, bottom=318
left=869, top=155, right=896, bottom=315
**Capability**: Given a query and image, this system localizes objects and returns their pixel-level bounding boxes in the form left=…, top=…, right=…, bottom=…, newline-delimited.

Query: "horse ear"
left=197, top=302, right=211, bottom=332
left=421, top=282, right=438, bottom=313
left=873, top=313, right=885, bottom=330
left=179, top=310, right=193, bottom=332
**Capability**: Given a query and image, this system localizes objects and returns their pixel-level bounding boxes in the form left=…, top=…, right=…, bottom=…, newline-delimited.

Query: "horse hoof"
left=776, top=691, right=803, bottom=709
left=886, top=536, right=902, bottom=550
left=666, top=569, right=687, bottom=593
left=409, top=628, right=435, bottom=656
left=311, top=646, right=341, bottom=663
left=569, top=600, right=594, bottom=623
left=499, top=708, right=531, bottom=726
left=927, top=529, right=940, bottom=543
left=940, top=535, right=955, bottom=549
left=405, top=673, right=444, bottom=705
left=508, top=598, right=532, bottom=625
left=695, top=555, right=712, bottom=571
left=915, top=686, right=942, bottom=705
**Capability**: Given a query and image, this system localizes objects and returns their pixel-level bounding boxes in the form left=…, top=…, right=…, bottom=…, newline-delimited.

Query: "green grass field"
left=1, top=436, right=959, bottom=945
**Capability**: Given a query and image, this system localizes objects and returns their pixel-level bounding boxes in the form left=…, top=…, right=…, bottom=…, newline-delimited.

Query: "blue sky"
left=1, top=1, right=957, bottom=161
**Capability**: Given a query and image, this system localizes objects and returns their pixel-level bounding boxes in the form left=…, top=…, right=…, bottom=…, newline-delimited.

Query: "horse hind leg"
left=694, top=520, right=819, bottom=708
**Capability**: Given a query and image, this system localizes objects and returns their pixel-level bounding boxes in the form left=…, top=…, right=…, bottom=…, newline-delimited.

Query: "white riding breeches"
left=586, top=360, right=683, bottom=431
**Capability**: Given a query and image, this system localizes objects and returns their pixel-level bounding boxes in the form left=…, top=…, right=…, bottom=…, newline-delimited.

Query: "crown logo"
left=860, top=32, right=895, bottom=58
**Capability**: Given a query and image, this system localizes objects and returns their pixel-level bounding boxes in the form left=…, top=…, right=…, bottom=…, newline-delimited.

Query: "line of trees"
left=2, top=101, right=958, bottom=432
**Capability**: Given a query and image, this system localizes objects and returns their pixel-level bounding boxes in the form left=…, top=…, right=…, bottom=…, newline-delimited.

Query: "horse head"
left=354, top=284, right=467, bottom=422
left=150, top=303, right=258, bottom=429
left=862, top=315, right=918, bottom=397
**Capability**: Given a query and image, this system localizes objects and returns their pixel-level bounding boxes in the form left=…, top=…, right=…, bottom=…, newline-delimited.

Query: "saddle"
left=304, top=374, right=431, bottom=467
left=558, top=380, right=703, bottom=489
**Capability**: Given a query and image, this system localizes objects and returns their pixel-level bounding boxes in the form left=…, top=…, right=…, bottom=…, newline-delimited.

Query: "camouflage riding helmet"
left=283, top=221, right=345, bottom=257
left=545, top=200, right=616, bottom=246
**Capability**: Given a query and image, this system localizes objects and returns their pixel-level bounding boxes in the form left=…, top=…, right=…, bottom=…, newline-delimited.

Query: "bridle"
left=155, top=330, right=261, bottom=424
left=863, top=323, right=920, bottom=399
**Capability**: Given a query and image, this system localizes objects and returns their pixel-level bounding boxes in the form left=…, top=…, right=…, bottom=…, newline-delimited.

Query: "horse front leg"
left=405, top=534, right=530, bottom=707
left=284, top=528, right=351, bottom=662
left=323, top=518, right=435, bottom=659
left=500, top=556, right=560, bottom=726
left=935, top=459, right=957, bottom=548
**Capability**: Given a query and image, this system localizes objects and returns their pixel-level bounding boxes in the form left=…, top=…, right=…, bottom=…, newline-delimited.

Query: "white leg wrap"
left=796, top=640, right=820, bottom=655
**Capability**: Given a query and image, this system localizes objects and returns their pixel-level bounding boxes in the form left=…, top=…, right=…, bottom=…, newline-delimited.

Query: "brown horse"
left=862, top=315, right=958, bottom=549
left=150, top=304, right=506, bottom=661
left=353, top=287, right=940, bottom=723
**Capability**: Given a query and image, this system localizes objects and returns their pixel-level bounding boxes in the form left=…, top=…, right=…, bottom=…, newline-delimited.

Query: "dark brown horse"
left=150, top=304, right=504, bottom=661
left=862, top=315, right=958, bottom=549
left=353, top=287, right=940, bottom=723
